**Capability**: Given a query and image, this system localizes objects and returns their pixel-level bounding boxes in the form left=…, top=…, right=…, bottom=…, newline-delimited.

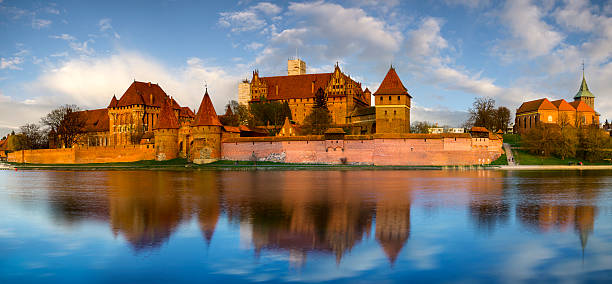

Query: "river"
left=1, top=170, right=611, bottom=283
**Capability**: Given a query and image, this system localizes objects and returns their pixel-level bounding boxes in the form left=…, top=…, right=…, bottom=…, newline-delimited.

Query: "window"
left=384, top=110, right=387, bottom=115
left=394, top=110, right=396, bottom=115
left=380, top=97, right=383, bottom=102
left=388, top=96, right=391, bottom=101
left=397, top=96, right=400, bottom=101
left=548, top=115, right=552, bottom=122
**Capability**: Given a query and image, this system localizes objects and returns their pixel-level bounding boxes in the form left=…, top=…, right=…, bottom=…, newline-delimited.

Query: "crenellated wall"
left=221, top=134, right=502, bottom=166
left=8, top=145, right=155, bottom=164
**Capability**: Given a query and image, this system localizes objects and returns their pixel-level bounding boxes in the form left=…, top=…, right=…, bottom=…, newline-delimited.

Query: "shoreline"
left=3, top=161, right=612, bottom=171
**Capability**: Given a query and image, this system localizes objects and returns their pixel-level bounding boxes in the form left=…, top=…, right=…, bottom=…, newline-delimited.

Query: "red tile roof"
left=193, top=91, right=222, bottom=127
left=108, top=95, right=118, bottom=108
left=569, top=100, right=596, bottom=112
left=77, top=109, right=109, bottom=133
left=374, top=67, right=411, bottom=97
left=470, top=126, right=489, bottom=133
left=117, top=81, right=169, bottom=108
left=155, top=99, right=179, bottom=130
left=516, top=98, right=557, bottom=113
left=179, top=107, right=195, bottom=118
left=222, top=126, right=240, bottom=133
left=550, top=99, right=575, bottom=111
left=260, top=73, right=333, bottom=100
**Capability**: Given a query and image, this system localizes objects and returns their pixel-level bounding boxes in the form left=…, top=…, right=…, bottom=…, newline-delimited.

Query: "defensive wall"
left=8, top=145, right=155, bottom=164
left=221, top=133, right=503, bottom=166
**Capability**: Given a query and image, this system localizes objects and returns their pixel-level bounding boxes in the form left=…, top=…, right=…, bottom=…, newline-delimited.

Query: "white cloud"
left=69, top=40, right=95, bottom=55
left=406, top=18, right=448, bottom=58
left=500, top=0, right=564, bottom=57
left=26, top=50, right=238, bottom=117
left=218, top=2, right=281, bottom=33
left=32, top=18, right=51, bottom=29
left=0, top=57, right=24, bottom=70
left=50, top=34, right=76, bottom=41
left=98, top=18, right=120, bottom=39
left=245, top=42, right=263, bottom=50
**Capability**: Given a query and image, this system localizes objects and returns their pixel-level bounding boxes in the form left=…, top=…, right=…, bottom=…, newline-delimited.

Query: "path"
left=503, top=143, right=517, bottom=166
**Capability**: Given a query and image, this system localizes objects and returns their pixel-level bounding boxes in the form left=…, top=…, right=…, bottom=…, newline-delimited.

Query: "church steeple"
left=573, top=66, right=595, bottom=110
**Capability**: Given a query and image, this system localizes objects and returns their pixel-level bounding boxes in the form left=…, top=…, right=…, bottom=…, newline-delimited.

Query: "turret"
left=574, top=72, right=595, bottom=110
left=374, top=66, right=412, bottom=133
left=190, top=88, right=223, bottom=164
left=154, top=99, right=179, bottom=161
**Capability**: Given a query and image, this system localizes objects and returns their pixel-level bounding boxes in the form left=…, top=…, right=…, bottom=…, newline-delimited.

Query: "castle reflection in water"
left=42, top=170, right=599, bottom=267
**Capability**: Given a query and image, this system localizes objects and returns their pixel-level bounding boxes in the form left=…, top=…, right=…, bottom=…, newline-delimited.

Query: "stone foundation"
left=8, top=145, right=155, bottom=164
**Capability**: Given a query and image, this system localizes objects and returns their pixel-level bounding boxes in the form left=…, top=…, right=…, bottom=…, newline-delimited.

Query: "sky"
left=0, top=0, right=611, bottom=136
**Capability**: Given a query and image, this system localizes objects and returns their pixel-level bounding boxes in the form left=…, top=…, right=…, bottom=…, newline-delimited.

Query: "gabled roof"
left=574, top=75, right=594, bottom=99
left=117, top=81, right=170, bottom=108
left=77, top=109, right=109, bottom=133
left=516, top=98, right=557, bottom=113
left=374, top=67, right=411, bottom=97
left=179, top=107, right=195, bottom=118
left=550, top=99, right=575, bottom=111
left=364, top=87, right=371, bottom=93
left=108, top=95, right=118, bottom=108
left=259, top=73, right=333, bottom=100
left=569, top=100, right=596, bottom=112
left=155, top=99, right=179, bottom=130
left=193, top=90, right=222, bottom=127
left=470, top=126, right=489, bottom=133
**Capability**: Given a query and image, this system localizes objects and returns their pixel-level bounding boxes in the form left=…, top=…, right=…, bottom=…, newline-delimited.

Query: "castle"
left=515, top=72, right=600, bottom=134
left=10, top=59, right=503, bottom=165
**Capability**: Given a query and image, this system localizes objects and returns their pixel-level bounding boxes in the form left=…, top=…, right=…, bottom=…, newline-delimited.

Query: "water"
left=1, top=170, right=611, bottom=283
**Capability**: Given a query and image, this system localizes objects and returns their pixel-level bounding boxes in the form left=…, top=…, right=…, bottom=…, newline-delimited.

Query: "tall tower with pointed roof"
left=190, top=88, right=223, bottom=164
left=374, top=67, right=412, bottom=133
left=154, top=99, right=180, bottom=161
left=574, top=71, right=595, bottom=110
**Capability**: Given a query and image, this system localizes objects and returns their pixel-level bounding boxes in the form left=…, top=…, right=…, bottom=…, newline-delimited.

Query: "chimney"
left=148, top=82, right=151, bottom=87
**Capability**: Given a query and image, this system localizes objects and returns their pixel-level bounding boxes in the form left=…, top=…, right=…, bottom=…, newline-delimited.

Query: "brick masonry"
left=8, top=145, right=155, bottom=164
left=222, top=135, right=502, bottom=166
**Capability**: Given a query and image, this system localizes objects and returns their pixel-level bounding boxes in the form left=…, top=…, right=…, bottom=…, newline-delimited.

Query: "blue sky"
left=1, top=0, right=611, bottom=134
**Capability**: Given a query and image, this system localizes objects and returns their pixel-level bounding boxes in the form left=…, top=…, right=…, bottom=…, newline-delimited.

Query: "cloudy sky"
left=0, top=0, right=611, bottom=135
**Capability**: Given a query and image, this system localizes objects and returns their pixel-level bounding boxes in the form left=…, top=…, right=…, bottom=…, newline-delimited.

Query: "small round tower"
left=154, top=99, right=179, bottom=161
left=190, top=88, right=222, bottom=164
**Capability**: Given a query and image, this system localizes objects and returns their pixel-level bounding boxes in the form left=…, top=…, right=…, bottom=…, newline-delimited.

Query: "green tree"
left=554, top=127, right=578, bottom=160
left=301, top=88, right=331, bottom=135
left=578, top=127, right=610, bottom=162
left=249, top=98, right=292, bottom=127
left=493, top=107, right=512, bottom=132
left=522, top=125, right=561, bottom=157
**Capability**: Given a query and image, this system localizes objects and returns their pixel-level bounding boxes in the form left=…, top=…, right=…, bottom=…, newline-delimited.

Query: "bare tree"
left=466, top=97, right=496, bottom=130
left=19, top=123, right=48, bottom=149
left=410, top=121, right=436, bottom=133
left=41, top=105, right=85, bottom=148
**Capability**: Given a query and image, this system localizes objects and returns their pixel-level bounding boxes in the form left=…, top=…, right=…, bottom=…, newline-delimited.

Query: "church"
left=515, top=72, right=600, bottom=134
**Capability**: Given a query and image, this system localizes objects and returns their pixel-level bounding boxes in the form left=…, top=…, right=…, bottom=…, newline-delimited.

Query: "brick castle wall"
left=222, top=135, right=502, bottom=166
left=8, top=145, right=155, bottom=164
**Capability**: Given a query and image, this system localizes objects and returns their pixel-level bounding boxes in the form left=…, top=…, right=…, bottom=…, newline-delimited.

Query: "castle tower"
left=288, top=58, right=306, bottom=75
left=190, top=88, right=223, bottom=164
left=154, top=99, right=179, bottom=161
left=374, top=67, right=412, bottom=133
left=238, top=79, right=251, bottom=105
left=573, top=72, right=595, bottom=110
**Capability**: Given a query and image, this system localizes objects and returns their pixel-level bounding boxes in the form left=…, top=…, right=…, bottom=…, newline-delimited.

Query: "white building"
left=238, top=80, right=250, bottom=105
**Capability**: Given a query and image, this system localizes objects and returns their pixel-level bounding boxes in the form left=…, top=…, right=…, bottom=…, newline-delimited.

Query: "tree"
left=522, top=125, right=561, bottom=157
left=493, top=107, right=511, bottom=132
left=41, top=105, right=85, bottom=148
left=249, top=98, right=292, bottom=127
left=410, top=121, right=435, bottom=133
left=301, top=88, right=331, bottom=135
left=466, top=97, right=496, bottom=130
left=578, top=127, right=610, bottom=162
left=554, top=127, right=578, bottom=160
left=18, top=123, right=48, bottom=149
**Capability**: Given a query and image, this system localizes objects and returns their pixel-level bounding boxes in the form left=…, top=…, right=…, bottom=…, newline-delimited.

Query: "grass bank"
left=6, top=158, right=501, bottom=171
left=512, top=149, right=611, bottom=165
